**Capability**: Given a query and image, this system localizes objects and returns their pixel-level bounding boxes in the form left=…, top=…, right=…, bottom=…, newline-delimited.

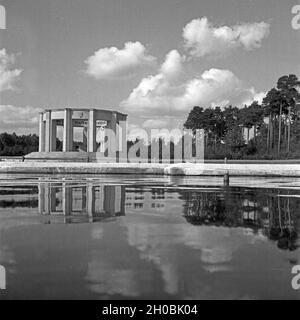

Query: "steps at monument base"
left=87, top=153, right=122, bottom=163
left=25, top=152, right=90, bottom=162
left=24, top=152, right=122, bottom=163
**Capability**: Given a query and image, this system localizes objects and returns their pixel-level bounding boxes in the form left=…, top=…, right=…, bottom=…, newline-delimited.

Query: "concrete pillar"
left=45, top=111, right=52, bottom=152
left=50, top=187, right=56, bottom=212
left=183, top=129, right=193, bottom=162
left=195, top=129, right=205, bottom=163
left=120, top=186, right=126, bottom=216
left=82, top=186, right=87, bottom=212
left=44, top=183, right=51, bottom=214
left=83, top=126, right=88, bottom=152
left=51, top=120, right=57, bottom=152
left=111, top=112, right=117, bottom=132
left=98, top=186, right=104, bottom=212
left=39, top=113, right=45, bottom=152
left=107, top=112, right=117, bottom=161
left=88, top=109, right=96, bottom=152
left=62, top=183, right=72, bottom=216
left=118, top=118, right=127, bottom=163
left=63, top=108, right=73, bottom=152
left=87, top=184, right=95, bottom=217
left=38, top=183, right=45, bottom=214
left=104, top=186, right=115, bottom=215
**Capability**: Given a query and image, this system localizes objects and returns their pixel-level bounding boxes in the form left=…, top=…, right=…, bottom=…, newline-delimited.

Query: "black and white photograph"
left=0, top=0, right=300, bottom=305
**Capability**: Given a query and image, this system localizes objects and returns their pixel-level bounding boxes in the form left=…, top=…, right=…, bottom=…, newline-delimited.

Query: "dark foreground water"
left=0, top=174, right=300, bottom=300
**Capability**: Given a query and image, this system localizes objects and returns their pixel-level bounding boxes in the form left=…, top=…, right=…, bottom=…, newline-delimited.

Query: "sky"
left=0, top=0, right=299, bottom=136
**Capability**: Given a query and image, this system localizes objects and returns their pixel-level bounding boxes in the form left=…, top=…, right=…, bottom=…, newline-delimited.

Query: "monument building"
left=27, top=108, right=128, bottom=162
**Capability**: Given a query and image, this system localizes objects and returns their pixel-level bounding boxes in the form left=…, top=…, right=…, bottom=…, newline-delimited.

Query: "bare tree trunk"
left=247, top=128, right=250, bottom=144
left=270, top=116, right=274, bottom=150
left=267, top=115, right=270, bottom=152
left=287, top=106, right=291, bottom=152
left=214, top=135, right=217, bottom=150
left=278, top=195, right=282, bottom=233
left=284, top=121, right=287, bottom=146
left=278, top=104, right=282, bottom=154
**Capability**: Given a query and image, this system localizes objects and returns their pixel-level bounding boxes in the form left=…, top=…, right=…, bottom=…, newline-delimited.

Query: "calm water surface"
left=0, top=174, right=300, bottom=300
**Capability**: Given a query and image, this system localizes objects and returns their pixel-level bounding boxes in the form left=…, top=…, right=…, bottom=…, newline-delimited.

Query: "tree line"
left=184, top=74, right=300, bottom=159
left=0, top=133, right=39, bottom=156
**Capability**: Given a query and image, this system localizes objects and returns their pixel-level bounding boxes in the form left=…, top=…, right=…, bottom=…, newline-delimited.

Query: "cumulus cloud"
left=183, top=17, right=270, bottom=57
left=85, top=41, right=156, bottom=79
left=0, top=105, right=40, bottom=132
left=121, top=50, right=264, bottom=119
left=127, top=120, right=184, bottom=143
left=120, top=49, right=186, bottom=114
left=177, top=68, right=265, bottom=108
left=160, top=50, right=185, bottom=78
left=0, top=49, right=22, bottom=92
left=241, top=89, right=266, bottom=106
left=142, top=118, right=169, bottom=129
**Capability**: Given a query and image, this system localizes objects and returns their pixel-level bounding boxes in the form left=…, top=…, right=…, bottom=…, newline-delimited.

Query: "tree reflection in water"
left=181, top=187, right=300, bottom=251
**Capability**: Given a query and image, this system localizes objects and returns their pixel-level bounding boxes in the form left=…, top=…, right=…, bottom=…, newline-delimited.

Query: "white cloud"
left=0, top=49, right=22, bottom=92
left=160, top=50, right=185, bottom=78
left=121, top=50, right=263, bottom=120
left=142, top=119, right=169, bottom=129
left=120, top=50, right=186, bottom=115
left=85, top=41, right=156, bottom=79
left=177, top=68, right=264, bottom=108
left=183, top=17, right=270, bottom=57
left=241, top=88, right=266, bottom=106
left=0, top=105, right=40, bottom=132
left=127, top=120, right=184, bottom=143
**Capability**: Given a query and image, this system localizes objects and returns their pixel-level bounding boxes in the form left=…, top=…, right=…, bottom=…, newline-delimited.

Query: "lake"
left=0, top=174, right=300, bottom=300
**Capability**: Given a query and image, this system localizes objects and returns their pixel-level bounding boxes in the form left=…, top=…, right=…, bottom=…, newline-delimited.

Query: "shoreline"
left=1, top=161, right=300, bottom=177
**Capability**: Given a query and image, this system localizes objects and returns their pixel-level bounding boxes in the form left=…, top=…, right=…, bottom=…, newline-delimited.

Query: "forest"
left=184, top=74, right=300, bottom=159
left=0, top=133, right=39, bottom=156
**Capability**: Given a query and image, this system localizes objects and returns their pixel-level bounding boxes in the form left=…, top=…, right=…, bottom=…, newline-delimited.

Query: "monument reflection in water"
left=36, top=180, right=299, bottom=251
left=1, top=178, right=300, bottom=299
left=38, top=181, right=125, bottom=223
